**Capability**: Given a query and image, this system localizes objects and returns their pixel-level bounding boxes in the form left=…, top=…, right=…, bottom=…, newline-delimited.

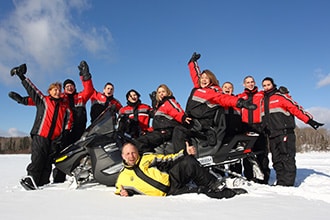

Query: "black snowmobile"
left=55, top=106, right=263, bottom=188
left=155, top=109, right=264, bottom=181
left=54, top=106, right=125, bottom=187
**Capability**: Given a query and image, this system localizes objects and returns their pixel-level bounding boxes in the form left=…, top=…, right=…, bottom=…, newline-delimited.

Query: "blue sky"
left=1, top=0, right=330, bottom=136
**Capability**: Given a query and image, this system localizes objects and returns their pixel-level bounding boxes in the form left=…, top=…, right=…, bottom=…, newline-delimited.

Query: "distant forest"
left=0, top=127, right=329, bottom=154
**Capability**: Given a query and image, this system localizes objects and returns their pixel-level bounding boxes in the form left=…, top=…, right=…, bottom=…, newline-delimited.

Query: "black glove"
left=279, top=86, right=289, bottom=94
left=10, top=64, right=27, bottom=80
left=78, top=60, right=91, bottom=81
left=307, top=119, right=324, bottom=130
left=149, top=91, right=157, bottom=109
left=188, top=52, right=201, bottom=64
left=8, top=91, right=24, bottom=104
left=236, top=98, right=257, bottom=110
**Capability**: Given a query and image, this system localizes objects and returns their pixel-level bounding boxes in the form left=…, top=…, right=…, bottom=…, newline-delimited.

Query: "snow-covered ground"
left=1, top=152, right=330, bottom=220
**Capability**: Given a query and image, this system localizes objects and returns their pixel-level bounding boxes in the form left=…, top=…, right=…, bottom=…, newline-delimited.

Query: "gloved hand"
left=279, top=86, right=289, bottom=94
left=8, top=91, right=24, bottom=104
left=78, top=60, right=91, bottom=81
left=188, top=52, right=201, bottom=64
left=149, top=91, right=157, bottom=109
left=236, top=98, right=257, bottom=110
left=10, top=64, right=27, bottom=80
left=307, top=119, right=324, bottom=130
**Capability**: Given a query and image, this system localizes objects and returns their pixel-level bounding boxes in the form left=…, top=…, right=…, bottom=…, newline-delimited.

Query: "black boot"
left=10, top=63, right=27, bottom=80
left=199, top=187, right=236, bottom=199
left=20, top=176, right=37, bottom=190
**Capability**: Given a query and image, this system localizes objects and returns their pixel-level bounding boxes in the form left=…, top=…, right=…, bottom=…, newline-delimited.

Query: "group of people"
left=9, top=52, right=324, bottom=198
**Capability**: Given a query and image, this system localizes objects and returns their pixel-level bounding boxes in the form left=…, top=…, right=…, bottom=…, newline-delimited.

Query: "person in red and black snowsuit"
left=61, top=61, right=94, bottom=144
left=261, top=77, right=323, bottom=186
left=221, top=82, right=244, bottom=175
left=10, top=63, right=73, bottom=189
left=118, top=89, right=153, bottom=139
left=9, top=61, right=94, bottom=183
left=237, top=75, right=270, bottom=184
left=90, top=82, right=122, bottom=123
left=174, top=53, right=255, bottom=152
left=9, top=61, right=93, bottom=143
left=133, top=84, right=192, bottom=153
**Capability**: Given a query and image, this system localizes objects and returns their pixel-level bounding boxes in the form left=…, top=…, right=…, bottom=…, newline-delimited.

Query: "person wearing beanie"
left=261, top=77, right=324, bottom=186
left=9, top=63, right=73, bottom=190
left=61, top=60, right=94, bottom=145
left=118, top=89, right=153, bottom=138
left=89, top=82, right=122, bottom=123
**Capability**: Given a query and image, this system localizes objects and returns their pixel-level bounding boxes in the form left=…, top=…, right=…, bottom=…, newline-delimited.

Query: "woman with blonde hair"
left=133, top=84, right=191, bottom=153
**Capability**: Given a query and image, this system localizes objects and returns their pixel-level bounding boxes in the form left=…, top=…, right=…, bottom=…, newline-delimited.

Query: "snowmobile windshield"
left=84, top=106, right=116, bottom=137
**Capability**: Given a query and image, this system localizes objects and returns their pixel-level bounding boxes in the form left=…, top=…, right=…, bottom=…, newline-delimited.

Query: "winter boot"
left=20, top=176, right=37, bottom=190
left=200, top=187, right=237, bottom=199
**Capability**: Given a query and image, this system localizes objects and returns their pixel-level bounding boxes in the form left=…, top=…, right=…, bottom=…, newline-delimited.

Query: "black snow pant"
left=243, top=132, right=270, bottom=184
left=134, top=129, right=173, bottom=154
left=171, top=126, right=191, bottom=153
left=167, top=155, right=215, bottom=195
left=27, top=135, right=53, bottom=186
left=269, top=133, right=296, bottom=186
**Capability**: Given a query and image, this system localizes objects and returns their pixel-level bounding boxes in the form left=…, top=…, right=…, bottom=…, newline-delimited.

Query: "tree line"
left=0, top=127, right=329, bottom=154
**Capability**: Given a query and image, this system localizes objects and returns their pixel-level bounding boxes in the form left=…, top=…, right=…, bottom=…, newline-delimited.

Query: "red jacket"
left=153, top=96, right=187, bottom=130
left=22, top=76, right=93, bottom=108
left=119, top=102, right=153, bottom=132
left=261, top=88, right=313, bottom=137
left=90, top=91, right=122, bottom=122
left=237, top=87, right=264, bottom=124
left=22, top=78, right=73, bottom=140
left=186, top=61, right=238, bottom=119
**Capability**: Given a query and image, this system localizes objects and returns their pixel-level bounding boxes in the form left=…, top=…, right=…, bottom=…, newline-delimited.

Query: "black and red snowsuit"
left=62, top=76, right=94, bottom=145
left=237, top=86, right=270, bottom=184
left=176, top=61, right=240, bottom=151
left=261, top=87, right=312, bottom=186
left=134, top=96, right=188, bottom=153
left=90, top=91, right=122, bottom=123
left=118, top=101, right=153, bottom=138
left=22, top=78, right=73, bottom=187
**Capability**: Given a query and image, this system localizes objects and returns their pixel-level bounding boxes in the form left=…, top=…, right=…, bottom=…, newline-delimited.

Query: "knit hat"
left=63, top=79, right=75, bottom=88
left=126, top=89, right=140, bottom=100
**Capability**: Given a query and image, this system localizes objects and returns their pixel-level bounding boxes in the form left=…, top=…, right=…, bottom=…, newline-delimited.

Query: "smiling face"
left=157, top=86, right=168, bottom=101
left=262, top=80, right=274, bottom=91
left=121, top=143, right=140, bottom=166
left=127, top=91, right=139, bottom=103
left=64, top=83, right=75, bottom=95
left=48, top=83, right=62, bottom=99
left=199, top=73, right=211, bottom=88
left=243, top=76, right=256, bottom=91
left=222, top=82, right=233, bottom=95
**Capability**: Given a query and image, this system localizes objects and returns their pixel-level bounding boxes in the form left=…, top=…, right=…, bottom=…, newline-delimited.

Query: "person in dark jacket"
left=10, top=63, right=73, bottom=190
left=115, top=141, right=247, bottom=199
left=237, top=75, right=270, bottom=184
left=118, top=89, right=153, bottom=138
left=90, top=82, right=122, bottom=123
left=261, top=77, right=324, bottom=186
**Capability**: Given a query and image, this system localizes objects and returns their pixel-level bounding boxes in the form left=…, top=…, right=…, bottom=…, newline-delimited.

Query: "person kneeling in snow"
left=115, top=142, right=247, bottom=199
